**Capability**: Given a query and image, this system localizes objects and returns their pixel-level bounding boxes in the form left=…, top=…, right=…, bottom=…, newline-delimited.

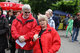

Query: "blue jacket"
left=52, top=16, right=60, bottom=27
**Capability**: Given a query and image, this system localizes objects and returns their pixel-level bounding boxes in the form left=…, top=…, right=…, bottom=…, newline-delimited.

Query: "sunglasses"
left=24, top=12, right=30, bottom=13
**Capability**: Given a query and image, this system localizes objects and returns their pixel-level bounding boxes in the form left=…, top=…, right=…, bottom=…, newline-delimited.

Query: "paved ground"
left=6, top=30, right=80, bottom=53
left=57, top=30, right=80, bottom=53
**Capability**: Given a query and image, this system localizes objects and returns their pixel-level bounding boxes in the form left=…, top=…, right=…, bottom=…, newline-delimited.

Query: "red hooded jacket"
left=33, top=24, right=61, bottom=53
left=11, top=13, right=37, bottom=50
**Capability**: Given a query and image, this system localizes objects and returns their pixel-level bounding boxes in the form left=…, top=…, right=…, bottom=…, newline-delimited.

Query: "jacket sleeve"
left=49, top=28, right=61, bottom=53
left=11, top=19, right=20, bottom=40
left=24, top=18, right=38, bottom=41
left=51, top=20, right=55, bottom=29
left=0, top=18, right=9, bottom=35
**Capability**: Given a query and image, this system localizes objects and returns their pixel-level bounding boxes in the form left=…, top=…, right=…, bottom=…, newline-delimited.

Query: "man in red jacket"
left=11, top=4, right=37, bottom=53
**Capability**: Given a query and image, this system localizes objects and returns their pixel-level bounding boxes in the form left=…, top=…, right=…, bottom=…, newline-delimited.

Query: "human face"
left=45, top=12, right=50, bottom=19
left=23, top=9, right=30, bottom=18
left=77, top=15, right=80, bottom=20
left=70, top=16, right=73, bottom=19
left=17, top=12, right=21, bottom=16
left=15, top=12, right=21, bottom=17
left=39, top=18, right=47, bottom=29
left=9, top=12, right=13, bottom=16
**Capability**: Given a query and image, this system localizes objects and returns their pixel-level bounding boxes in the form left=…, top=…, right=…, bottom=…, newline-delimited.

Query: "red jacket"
left=33, top=24, right=61, bottom=53
left=11, top=13, right=37, bottom=50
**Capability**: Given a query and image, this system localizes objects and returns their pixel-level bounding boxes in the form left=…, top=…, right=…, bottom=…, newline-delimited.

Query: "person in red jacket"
left=33, top=15, right=61, bottom=53
left=11, top=4, right=37, bottom=53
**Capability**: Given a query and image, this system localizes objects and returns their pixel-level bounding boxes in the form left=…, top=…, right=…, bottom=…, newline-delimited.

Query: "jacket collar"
left=36, top=24, right=52, bottom=34
left=16, top=13, right=34, bottom=25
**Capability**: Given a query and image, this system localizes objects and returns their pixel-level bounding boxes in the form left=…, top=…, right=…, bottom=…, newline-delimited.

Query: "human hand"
left=19, top=36, right=25, bottom=42
left=9, top=24, right=11, bottom=26
left=48, top=52, right=50, bottom=53
left=33, top=34, right=38, bottom=41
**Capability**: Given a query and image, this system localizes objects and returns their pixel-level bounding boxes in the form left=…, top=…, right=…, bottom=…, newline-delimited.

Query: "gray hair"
left=22, top=4, right=31, bottom=11
left=47, top=9, right=53, bottom=13
left=47, top=9, right=53, bottom=16
left=38, top=15, right=48, bottom=22
left=45, top=11, right=49, bottom=14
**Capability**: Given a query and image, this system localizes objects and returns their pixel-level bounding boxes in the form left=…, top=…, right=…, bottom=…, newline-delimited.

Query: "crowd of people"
left=0, top=3, right=80, bottom=53
left=0, top=4, right=61, bottom=53
left=63, top=13, right=80, bottom=42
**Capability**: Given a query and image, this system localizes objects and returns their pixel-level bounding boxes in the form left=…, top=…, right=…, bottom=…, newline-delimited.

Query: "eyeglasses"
left=24, top=12, right=30, bottom=14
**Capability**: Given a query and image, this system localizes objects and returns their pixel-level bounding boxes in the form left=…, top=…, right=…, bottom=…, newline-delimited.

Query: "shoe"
left=72, top=40, right=74, bottom=42
left=65, top=36, right=69, bottom=38
left=74, top=40, right=78, bottom=42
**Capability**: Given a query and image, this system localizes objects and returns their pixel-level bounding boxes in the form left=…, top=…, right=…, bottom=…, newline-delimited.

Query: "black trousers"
left=10, top=46, right=16, bottom=53
left=9, top=31, right=16, bottom=53
left=0, top=49, right=5, bottom=53
left=9, top=42, right=16, bottom=53
left=18, top=49, right=33, bottom=53
left=9, top=39, right=16, bottom=53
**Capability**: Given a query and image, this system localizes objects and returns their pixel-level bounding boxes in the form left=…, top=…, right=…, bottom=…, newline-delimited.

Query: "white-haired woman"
left=11, top=4, right=37, bottom=53
left=45, top=11, right=55, bottom=29
left=33, top=15, right=61, bottom=53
